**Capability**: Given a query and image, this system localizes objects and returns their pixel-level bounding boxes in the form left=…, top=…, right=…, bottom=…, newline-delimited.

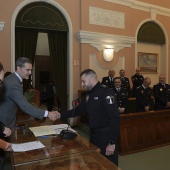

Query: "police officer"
left=153, top=74, right=170, bottom=110
left=131, top=67, right=144, bottom=96
left=101, top=70, right=115, bottom=89
left=119, top=69, right=130, bottom=92
left=136, top=77, right=151, bottom=112
left=57, top=69, right=120, bottom=165
left=113, top=77, right=128, bottom=114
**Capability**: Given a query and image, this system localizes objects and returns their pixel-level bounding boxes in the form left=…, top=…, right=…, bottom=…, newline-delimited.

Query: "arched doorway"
left=136, top=20, right=168, bottom=86
left=11, top=0, right=73, bottom=110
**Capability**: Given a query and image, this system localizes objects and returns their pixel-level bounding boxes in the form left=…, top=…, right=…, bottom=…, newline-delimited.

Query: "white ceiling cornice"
left=0, top=22, right=5, bottom=32
left=104, top=0, right=170, bottom=17
left=77, top=30, right=135, bottom=52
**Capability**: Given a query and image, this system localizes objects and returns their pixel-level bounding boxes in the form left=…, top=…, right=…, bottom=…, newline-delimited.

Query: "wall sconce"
left=0, top=22, right=5, bottom=32
left=103, top=49, right=114, bottom=62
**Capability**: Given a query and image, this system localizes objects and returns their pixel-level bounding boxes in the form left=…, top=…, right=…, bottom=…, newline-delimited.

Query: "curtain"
left=47, top=31, right=68, bottom=111
left=15, top=28, right=38, bottom=92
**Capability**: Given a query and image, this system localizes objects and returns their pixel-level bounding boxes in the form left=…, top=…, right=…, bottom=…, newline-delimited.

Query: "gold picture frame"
left=138, top=52, right=158, bottom=73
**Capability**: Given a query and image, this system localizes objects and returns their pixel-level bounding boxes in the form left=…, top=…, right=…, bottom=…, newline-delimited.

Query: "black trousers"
left=46, top=97, right=54, bottom=111
left=0, top=149, right=4, bottom=170
left=90, top=128, right=118, bottom=166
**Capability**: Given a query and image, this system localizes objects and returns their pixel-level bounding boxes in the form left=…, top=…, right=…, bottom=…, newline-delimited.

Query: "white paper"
left=29, top=125, right=56, bottom=137
left=12, top=141, right=45, bottom=152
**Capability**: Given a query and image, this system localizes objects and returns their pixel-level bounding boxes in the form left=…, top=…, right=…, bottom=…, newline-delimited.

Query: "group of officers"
left=101, top=67, right=170, bottom=113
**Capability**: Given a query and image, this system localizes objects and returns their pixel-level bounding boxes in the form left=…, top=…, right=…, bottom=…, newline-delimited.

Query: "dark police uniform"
left=101, top=76, right=114, bottom=89
left=61, top=82, right=120, bottom=165
left=120, top=77, right=130, bottom=92
left=131, top=74, right=144, bottom=96
left=153, top=83, right=170, bottom=110
left=113, top=87, right=128, bottom=113
left=136, top=85, right=151, bottom=112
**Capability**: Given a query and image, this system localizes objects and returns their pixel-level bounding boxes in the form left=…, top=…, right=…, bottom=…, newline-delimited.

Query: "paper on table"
left=29, top=125, right=56, bottom=137
left=12, top=141, right=45, bottom=152
left=50, top=124, right=77, bottom=134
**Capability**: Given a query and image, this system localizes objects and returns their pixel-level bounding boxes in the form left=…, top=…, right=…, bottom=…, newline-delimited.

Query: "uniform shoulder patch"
left=105, top=96, right=115, bottom=104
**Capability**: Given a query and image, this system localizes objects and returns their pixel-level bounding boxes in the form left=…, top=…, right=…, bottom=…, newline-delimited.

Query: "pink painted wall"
left=1, top=0, right=170, bottom=99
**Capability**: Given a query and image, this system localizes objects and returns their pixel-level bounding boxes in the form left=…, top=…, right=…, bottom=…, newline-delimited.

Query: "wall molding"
left=104, top=0, right=170, bottom=17
left=89, top=6, right=125, bottom=29
left=77, top=30, right=135, bottom=52
left=0, top=22, right=5, bottom=31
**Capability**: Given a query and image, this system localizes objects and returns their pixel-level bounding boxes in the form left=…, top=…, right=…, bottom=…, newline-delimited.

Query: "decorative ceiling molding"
left=89, top=6, right=125, bottom=29
left=77, top=30, right=135, bottom=52
left=104, top=0, right=170, bottom=17
left=0, top=22, right=5, bottom=32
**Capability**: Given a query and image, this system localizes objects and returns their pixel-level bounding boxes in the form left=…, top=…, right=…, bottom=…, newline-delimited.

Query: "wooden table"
left=10, top=117, right=121, bottom=170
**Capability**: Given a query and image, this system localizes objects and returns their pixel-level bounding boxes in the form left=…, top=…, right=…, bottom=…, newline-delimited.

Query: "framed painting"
left=138, top=52, right=158, bottom=73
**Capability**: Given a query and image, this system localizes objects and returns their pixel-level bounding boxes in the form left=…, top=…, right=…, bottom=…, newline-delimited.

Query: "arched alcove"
left=136, top=20, right=168, bottom=86
left=11, top=0, right=73, bottom=109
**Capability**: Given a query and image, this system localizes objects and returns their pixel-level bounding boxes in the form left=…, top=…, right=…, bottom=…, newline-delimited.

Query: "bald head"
left=159, top=74, right=166, bottom=84
left=108, top=70, right=115, bottom=78
left=136, top=67, right=141, bottom=75
left=143, top=77, right=151, bottom=88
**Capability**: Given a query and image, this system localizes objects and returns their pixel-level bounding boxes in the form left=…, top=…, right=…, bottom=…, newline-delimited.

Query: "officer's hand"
left=118, top=107, right=125, bottom=113
left=166, top=102, right=170, bottom=108
left=145, top=106, right=149, bottom=112
left=106, top=144, right=115, bottom=156
left=48, top=111, right=60, bottom=121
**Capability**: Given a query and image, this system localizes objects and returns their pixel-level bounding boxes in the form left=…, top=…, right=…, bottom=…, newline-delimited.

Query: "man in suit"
left=131, top=67, right=144, bottom=97
left=101, top=70, right=115, bottom=89
left=0, top=63, right=12, bottom=169
left=119, top=69, right=130, bottom=92
left=0, top=57, right=58, bottom=131
left=135, top=77, right=151, bottom=112
left=153, top=74, right=170, bottom=110
left=113, top=77, right=128, bottom=114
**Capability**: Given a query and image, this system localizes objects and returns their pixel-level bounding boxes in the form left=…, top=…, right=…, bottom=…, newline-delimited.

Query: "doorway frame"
left=11, top=0, right=73, bottom=109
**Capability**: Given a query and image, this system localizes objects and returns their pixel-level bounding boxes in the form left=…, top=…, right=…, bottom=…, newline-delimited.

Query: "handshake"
left=48, top=111, right=61, bottom=121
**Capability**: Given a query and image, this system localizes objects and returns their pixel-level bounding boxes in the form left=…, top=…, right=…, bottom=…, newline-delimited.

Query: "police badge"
left=105, top=96, right=114, bottom=104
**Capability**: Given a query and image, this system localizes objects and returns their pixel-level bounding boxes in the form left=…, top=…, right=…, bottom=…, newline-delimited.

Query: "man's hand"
left=4, top=142, right=12, bottom=151
left=106, top=144, right=115, bottom=156
left=3, top=127, right=12, bottom=137
left=145, top=106, right=149, bottom=112
left=166, top=102, right=170, bottom=108
left=118, top=107, right=125, bottom=113
left=48, top=111, right=61, bottom=121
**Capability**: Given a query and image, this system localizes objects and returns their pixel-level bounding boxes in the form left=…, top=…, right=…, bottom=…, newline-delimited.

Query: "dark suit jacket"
left=136, top=85, right=151, bottom=112
left=113, top=87, right=128, bottom=112
left=120, top=77, right=130, bottom=91
left=0, top=73, right=45, bottom=130
left=101, top=76, right=114, bottom=89
left=153, top=83, right=170, bottom=110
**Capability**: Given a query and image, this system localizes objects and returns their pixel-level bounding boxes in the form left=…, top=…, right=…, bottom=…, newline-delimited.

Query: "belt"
left=90, top=126, right=110, bottom=134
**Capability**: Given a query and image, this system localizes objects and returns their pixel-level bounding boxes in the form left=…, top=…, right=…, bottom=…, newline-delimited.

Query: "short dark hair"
left=15, top=57, right=32, bottom=69
left=114, top=77, right=122, bottom=82
left=0, top=62, right=4, bottom=72
left=80, top=69, right=96, bottom=77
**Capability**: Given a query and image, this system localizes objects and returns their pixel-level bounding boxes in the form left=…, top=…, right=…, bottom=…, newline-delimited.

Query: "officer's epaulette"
left=100, top=84, right=107, bottom=88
